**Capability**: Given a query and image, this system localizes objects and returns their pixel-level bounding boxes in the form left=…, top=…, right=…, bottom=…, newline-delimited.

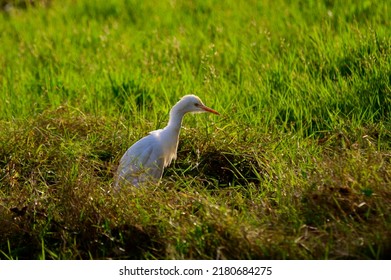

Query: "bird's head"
left=175, top=94, right=220, bottom=115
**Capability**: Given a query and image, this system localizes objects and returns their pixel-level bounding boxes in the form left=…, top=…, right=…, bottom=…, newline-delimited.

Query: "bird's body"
left=115, top=95, right=219, bottom=188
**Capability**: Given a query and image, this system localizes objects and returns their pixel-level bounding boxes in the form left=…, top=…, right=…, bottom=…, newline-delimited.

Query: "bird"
left=114, top=94, right=219, bottom=188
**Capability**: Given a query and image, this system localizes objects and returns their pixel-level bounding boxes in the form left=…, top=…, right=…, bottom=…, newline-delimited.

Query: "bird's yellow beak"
left=200, top=104, right=220, bottom=115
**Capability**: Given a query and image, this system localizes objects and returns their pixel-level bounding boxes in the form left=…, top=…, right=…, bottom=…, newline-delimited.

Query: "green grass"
left=0, top=0, right=390, bottom=259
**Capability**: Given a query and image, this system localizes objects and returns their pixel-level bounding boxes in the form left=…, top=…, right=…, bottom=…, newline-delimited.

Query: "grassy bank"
left=0, top=0, right=390, bottom=259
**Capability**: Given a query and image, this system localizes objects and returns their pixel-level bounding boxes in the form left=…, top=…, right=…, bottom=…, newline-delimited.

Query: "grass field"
left=0, top=0, right=390, bottom=259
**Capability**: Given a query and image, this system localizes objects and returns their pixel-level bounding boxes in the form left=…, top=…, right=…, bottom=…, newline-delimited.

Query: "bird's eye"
left=194, top=103, right=199, bottom=107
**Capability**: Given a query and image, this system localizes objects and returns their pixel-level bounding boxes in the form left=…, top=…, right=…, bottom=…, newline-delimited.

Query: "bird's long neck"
left=167, top=106, right=185, bottom=134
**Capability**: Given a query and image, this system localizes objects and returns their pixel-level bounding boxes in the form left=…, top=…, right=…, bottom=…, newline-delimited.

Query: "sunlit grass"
left=0, top=0, right=390, bottom=259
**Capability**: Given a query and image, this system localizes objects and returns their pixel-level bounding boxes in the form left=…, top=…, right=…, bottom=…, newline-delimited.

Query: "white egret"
left=114, top=95, right=219, bottom=188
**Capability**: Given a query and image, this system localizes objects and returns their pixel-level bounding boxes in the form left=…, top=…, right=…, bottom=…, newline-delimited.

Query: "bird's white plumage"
left=115, top=95, right=219, bottom=188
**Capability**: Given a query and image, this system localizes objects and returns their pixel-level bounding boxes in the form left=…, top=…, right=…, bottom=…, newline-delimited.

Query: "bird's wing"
left=115, top=134, right=164, bottom=188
